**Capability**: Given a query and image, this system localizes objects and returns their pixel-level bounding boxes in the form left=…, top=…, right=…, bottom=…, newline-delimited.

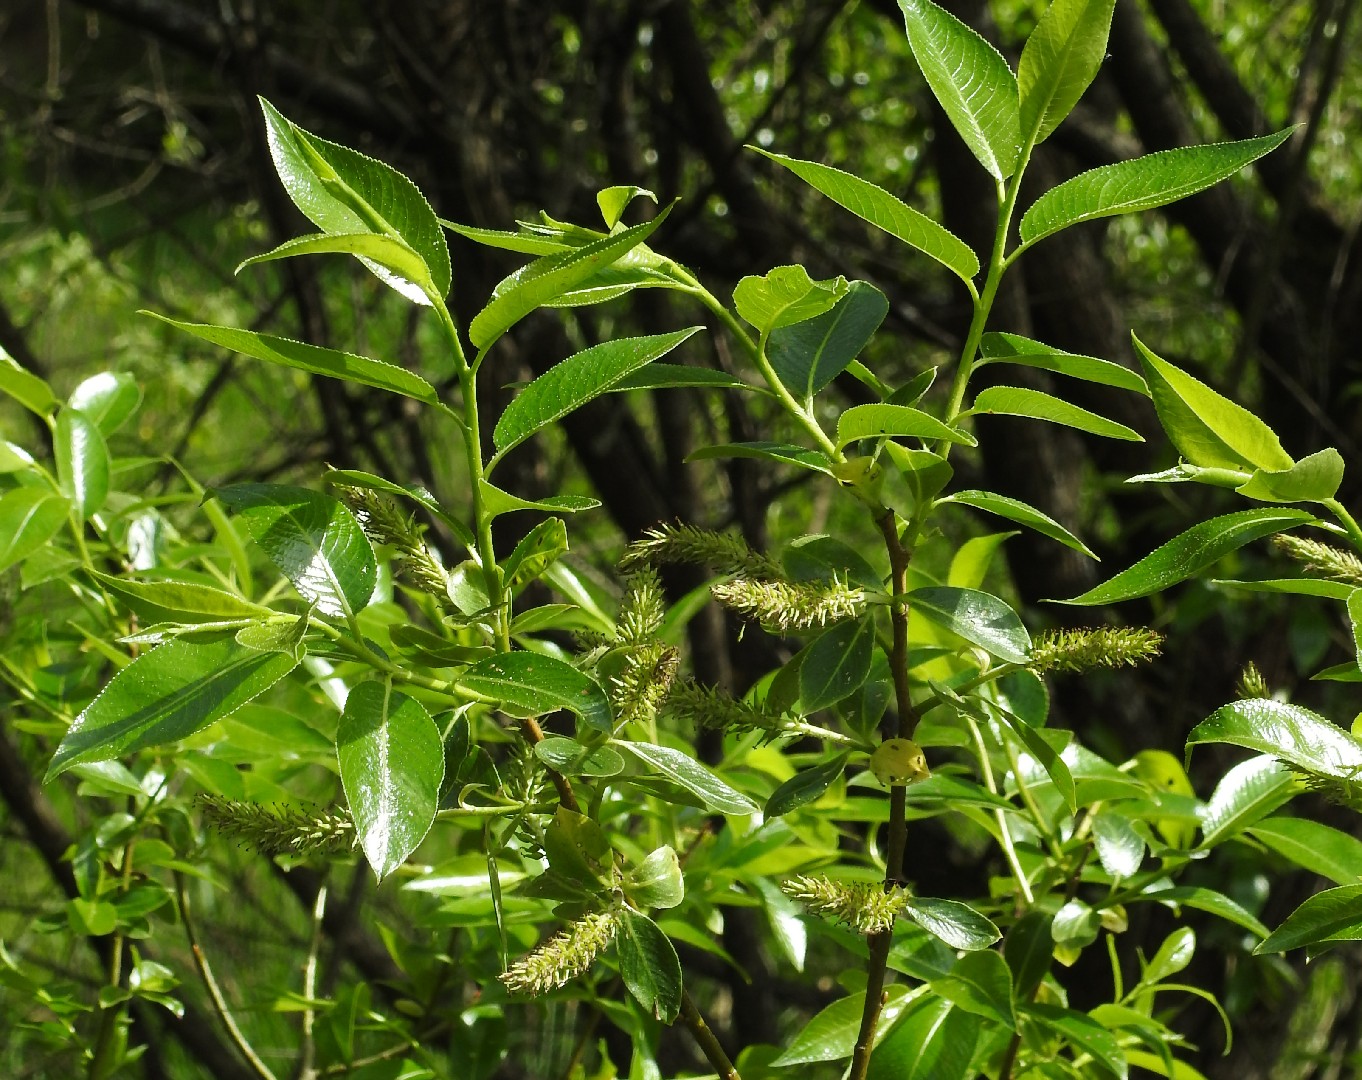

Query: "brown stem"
left=518, top=716, right=580, bottom=813
left=680, top=988, right=739, bottom=1080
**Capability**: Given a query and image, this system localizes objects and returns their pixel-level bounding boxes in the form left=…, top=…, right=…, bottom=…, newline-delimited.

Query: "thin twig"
left=680, top=988, right=739, bottom=1080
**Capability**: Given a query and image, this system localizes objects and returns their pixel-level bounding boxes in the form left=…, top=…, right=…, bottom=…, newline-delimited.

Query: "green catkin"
left=332, top=484, right=452, bottom=603
left=1236, top=661, right=1272, bottom=700
left=198, top=795, right=356, bottom=856
left=1027, top=626, right=1163, bottom=674
left=619, top=523, right=783, bottom=579
left=781, top=875, right=908, bottom=935
left=710, top=576, right=867, bottom=632
left=499, top=908, right=621, bottom=994
left=663, top=679, right=784, bottom=734
left=1273, top=534, right=1362, bottom=584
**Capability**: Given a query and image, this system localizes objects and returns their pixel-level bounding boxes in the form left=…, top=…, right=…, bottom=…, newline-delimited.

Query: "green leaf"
left=55, top=410, right=110, bottom=519
left=688, top=441, right=834, bottom=475
left=800, top=617, right=877, bottom=711
left=492, top=328, right=701, bottom=458
left=898, top=0, right=1020, bottom=180
left=1132, top=334, right=1293, bottom=471
left=238, top=233, right=435, bottom=302
left=1004, top=911, right=1054, bottom=999
left=966, top=385, right=1142, bottom=441
left=931, top=948, right=1016, bottom=1028
left=0, top=354, right=56, bottom=417
left=477, top=480, right=600, bottom=520
left=1060, top=508, right=1316, bottom=605
left=1019, top=129, right=1293, bottom=247
left=259, top=97, right=450, bottom=300
left=143, top=313, right=442, bottom=406
left=751, top=149, right=979, bottom=281
left=979, top=331, right=1148, bottom=395
left=1237, top=448, right=1345, bottom=503
left=1212, top=577, right=1357, bottom=600
left=470, top=208, right=672, bottom=349
left=323, top=468, right=475, bottom=549
left=1023, top=1003, right=1127, bottom=1079
left=1018, top=0, right=1116, bottom=147
left=1249, top=816, right=1362, bottom=886
left=766, top=753, right=849, bottom=817
left=909, top=586, right=1031, bottom=664
left=837, top=403, right=976, bottom=449
left=940, top=489, right=1096, bottom=559
left=45, top=635, right=298, bottom=780
left=867, top=997, right=981, bottom=1080
left=1141, top=885, right=1267, bottom=938
left=443, top=220, right=574, bottom=256
left=1187, top=698, right=1362, bottom=780
left=0, top=488, right=69, bottom=574
left=772, top=987, right=916, bottom=1066
left=1197, top=755, right=1296, bottom=848
left=1140, top=927, right=1196, bottom=987
left=534, top=736, right=625, bottom=778
left=461, top=653, right=613, bottom=732
left=733, top=265, right=848, bottom=334
left=1351, top=591, right=1362, bottom=687
left=624, top=846, right=684, bottom=910
left=615, top=909, right=681, bottom=1023
left=89, top=572, right=272, bottom=624
left=1092, top=811, right=1146, bottom=878
left=337, top=682, right=443, bottom=880
left=902, top=896, right=1001, bottom=950
left=213, top=483, right=377, bottom=618
left=992, top=698, right=1075, bottom=814
left=597, top=185, right=656, bottom=229
left=608, top=363, right=752, bottom=393
left=503, top=517, right=569, bottom=595
left=68, top=372, right=139, bottom=435
left=1255, top=884, right=1362, bottom=954
left=767, top=282, right=889, bottom=399
left=616, top=741, right=758, bottom=815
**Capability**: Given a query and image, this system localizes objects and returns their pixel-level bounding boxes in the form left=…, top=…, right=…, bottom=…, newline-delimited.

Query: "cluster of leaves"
left=6, top=0, right=1362, bottom=1077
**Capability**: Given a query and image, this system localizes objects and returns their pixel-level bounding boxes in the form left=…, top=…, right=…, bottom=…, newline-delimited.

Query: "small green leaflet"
left=966, top=386, right=1141, bottom=441
left=768, top=282, right=890, bottom=399
left=1255, top=884, right=1362, bottom=955
left=68, top=372, right=140, bottom=434
left=766, top=753, right=849, bottom=817
left=733, top=265, right=848, bottom=334
left=0, top=488, right=69, bottom=574
left=55, top=409, right=110, bottom=519
left=1017, top=0, right=1116, bottom=148
left=0, top=354, right=56, bottom=417
left=902, top=896, right=1001, bottom=950
left=799, top=617, right=876, bottom=711
left=238, top=233, right=437, bottom=304
left=940, top=489, right=1096, bottom=559
left=837, top=403, right=976, bottom=448
left=979, top=331, right=1149, bottom=395
left=461, top=653, right=613, bottom=732
left=616, top=741, right=758, bottom=815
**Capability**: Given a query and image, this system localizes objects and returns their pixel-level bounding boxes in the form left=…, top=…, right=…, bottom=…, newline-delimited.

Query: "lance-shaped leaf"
left=616, top=909, right=681, bottom=1023
left=213, top=483, right=377, bottom=618
left=866, top=997, right=979, bottom=1080
left=45, top=635, right=298, bottom=780
left=444, top=220, right=573, bottom=256
left=478, top=480, right=599, bottom=520
left=1133, top=334, right=1292, bottom=471
left=979, top=331, right=1148, bottom=395
left=260, top=97, right=450, bottom=301
left=1023, top=1004, right=1127, bottom=1079
left=617, top=741, right=758, bottom=815
left=0, top=354, right=56, bottom=417
left=492, top=327, right=701, bottom=460
left=89, top=571, right=273, bottom=624
left=68, top=372, right=140, bottom=435
left=598, top=185, right=657, bottom=229
left=1197, top=755, right=1295, bottom=848
left=800, top=617, right=877, bottom=711
left=909, top=586, right=1031, bottom=664
left=1019, top=129, right=1293, bottom=248
left=689, top=441, right=834, bottom=475
left=55, top=409, right=110, bottom=519
left=144, top=313, right=441, bottom=406
left=940, top=489, right=1096, bottom=559
left=0, top=488, right=69, bottom=574
left=772, top=987, right=917, bottom=1067
left=766, top=753, right=850, bottom=817
left=1255, top=884, right=1362, bottom=955
left=1018, top=0, right=1116, bottom=147
left=898, top=0, right=1020, bottom=180
left=751, top=149, right=979, bottom=281
left=966, top=386, right=1141, bottom=441
left=1188, top=698, right=1362, bottom=779
left=238, top=233, right=436, bottom=303
left=931, top=948, right=1016, bottom=1028
left=1248, top=817, right=1362, bottom=886
left=902, top=896, right=1001, bottom=950
left=1060, top=508, right=1316, bottom=605
left=767, top=281, right=889, bottom=400
left=470, top=207, right=672, bottom=349
left=338, top=682, right=443, bottom=880
left=837, top=403, right=976, bottom=448
left=733, top=265, right=848, bottom=334
left=461, top=652, right=613, bottom=732
left=609, top=364, right=752, bottom=393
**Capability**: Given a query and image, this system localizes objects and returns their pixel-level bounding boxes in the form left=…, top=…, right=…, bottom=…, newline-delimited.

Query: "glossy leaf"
left=772, top=987, right=915, bottom=1066
left=534, top=736, right=625, bottom=778
left=1024, top=1003, right=1127, bottom=1079
left=1061, top=508, right=1316, bottom=605
left=783, top=533, right=883, bottom=590
left=337, top=682, right=443, bottom=880
left=238, top=233, right=435, bottom=302
left=1004, top=910, right=1054, bottom=999
left=1141, top=927, right=1196, bottom=986
left=800, top=616, right=876, bottom=711
left=967, top=385, right=1142, bottom=441
left=1133, top=335, right=1293, bottom=471
left=941, top=489, right=1096, bottom=559
left=766, top=753, right=849, bottom=817
left=1187, top=698, right=1362, bottom=779
left=1237, top=448, right=1345, bottom=503
left=503, top=517, right=569, bottom=595
left=616, top=909, right=681, bottom=1022
left=470, top=208, right=672, bottom=349
left=213, top=483, right=377, bottom=618
left=902, top=896, right=1001, bottom=950
left=462, top=653, right=612, bottom=731
left=837, top=403, right=976, bottom=448
left=1255, top=884, right=1362, bottom=954
left=259, top=97, right=450, bottom=300
left=867, top=997, right=979, bottom=1080
left=46, top=635, right=298, bottom=780
left=767, top=281, right=889, bottom=398
left=0, top=354, right=56, bottom=417
left=55, top=410, right=110, bottom=519
left=909, top=586, right=1031, bottom=664
left=1020, top=129, right=1293, bottom=246
left=1249, top=816, right=1362, bottom=885
left=898, top=0, right=1020, bottom=180
left=1212, top=577, right=1356, bottom=600
left=1018, top=0, right=1116, bottom=146
left=1142, top=885, right=1268, bottom=938
left=752, top=149, right=979, bottom=281
left=1197, top=755, right=1295, bottom=848
left=1092, top=811, right=1145, bottom=878
left=477, top=480, right=599, bottom=519
left=617, top=741, right=758, bottom=815
left=0, top=488, right=69, bottom=574
left=597, top=185, right=656, bottom=228
left=492, top=327, right=701, bottom=458
left=931, top=948, right=1016, bottom=1028
left=89, top=572, right=272, bottom=623
left=733, top=265, right=848, bottom=334
left=979, top=331, right=1148, bottom=394
left=68, top=372, right=139, bottom=434
left=608, top=363, right=752, bottom=393
left=444, top=220, right=571, bottom=256
left=688, top=441, right=834, bottom=475
left=624, top=846, right=684, bottom=910
left=996, top=701, right=1076, bottom=815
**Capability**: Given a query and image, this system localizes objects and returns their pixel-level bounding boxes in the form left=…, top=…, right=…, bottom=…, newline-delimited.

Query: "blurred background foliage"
left=3, top=0, right=1362, bottom=1076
